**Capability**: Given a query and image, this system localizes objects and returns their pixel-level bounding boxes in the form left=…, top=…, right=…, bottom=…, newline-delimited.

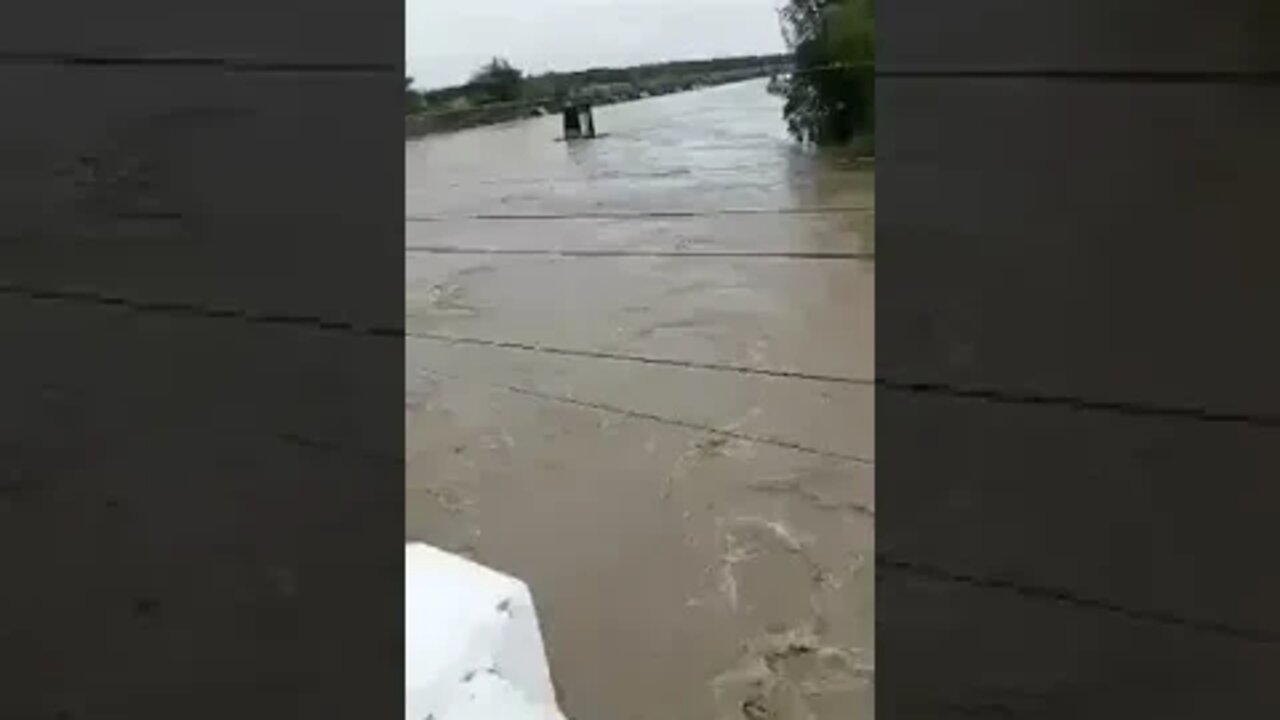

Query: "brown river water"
left=405, top=78, right=874, bottom=720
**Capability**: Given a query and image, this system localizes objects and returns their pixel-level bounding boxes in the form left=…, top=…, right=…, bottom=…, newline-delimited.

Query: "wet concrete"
left=406, top=79, right=874, bottom=720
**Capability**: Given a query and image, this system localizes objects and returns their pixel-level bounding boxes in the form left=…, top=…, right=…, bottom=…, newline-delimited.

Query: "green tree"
left=780, top=0, right=874, bottom=146
left=405, top=77, right=426, bottom=115
left=468, top=57, right=525, bottom=103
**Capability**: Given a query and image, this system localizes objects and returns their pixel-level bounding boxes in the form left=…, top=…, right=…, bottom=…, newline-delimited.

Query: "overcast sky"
left=406, top=0, right=788, bottom=89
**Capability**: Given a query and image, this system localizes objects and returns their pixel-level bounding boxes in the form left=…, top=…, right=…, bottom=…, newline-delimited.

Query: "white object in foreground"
left=405, top=543, right=568, bottom=720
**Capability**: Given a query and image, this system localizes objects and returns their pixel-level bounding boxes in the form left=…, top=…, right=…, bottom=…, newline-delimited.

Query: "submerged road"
left=406, top=78, right=874, bottom=720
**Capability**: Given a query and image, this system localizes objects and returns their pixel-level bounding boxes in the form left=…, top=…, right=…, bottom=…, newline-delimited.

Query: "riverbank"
left=407, top=65, right=788, bottom=138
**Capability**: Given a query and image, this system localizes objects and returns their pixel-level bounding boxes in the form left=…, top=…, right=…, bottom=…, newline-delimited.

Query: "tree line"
left=406, top=54, right=792, bottom=117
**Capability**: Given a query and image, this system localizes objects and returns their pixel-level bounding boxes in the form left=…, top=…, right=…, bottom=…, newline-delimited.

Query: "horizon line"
left=406, top=49, right=791, bottom=91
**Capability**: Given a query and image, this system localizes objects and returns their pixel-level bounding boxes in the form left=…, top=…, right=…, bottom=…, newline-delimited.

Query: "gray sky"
left=406, top=0, right=788, bottom=90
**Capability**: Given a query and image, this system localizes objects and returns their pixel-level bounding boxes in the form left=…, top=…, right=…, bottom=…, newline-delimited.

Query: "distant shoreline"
left=406, top=54, right=791, bottom=139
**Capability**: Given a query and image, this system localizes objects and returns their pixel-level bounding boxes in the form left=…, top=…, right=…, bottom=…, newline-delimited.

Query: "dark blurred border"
left=878, top=2, right=1280, bottom=717
left=0, top=2, right=404, bottom=717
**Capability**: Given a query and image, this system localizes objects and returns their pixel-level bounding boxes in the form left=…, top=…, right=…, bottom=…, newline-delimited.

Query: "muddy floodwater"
left=406, top=79, right=874, bottom=720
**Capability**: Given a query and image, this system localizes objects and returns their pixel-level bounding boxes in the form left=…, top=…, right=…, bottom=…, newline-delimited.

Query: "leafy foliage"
left=468, top=57, right=525, bottom=103
left=780, top=0, right=874, bottom=146
left=406, top=77, right=426, bottom=115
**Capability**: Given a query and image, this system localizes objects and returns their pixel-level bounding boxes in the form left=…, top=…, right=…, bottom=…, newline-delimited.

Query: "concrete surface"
left=406, top=542, right=566, bottom=720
